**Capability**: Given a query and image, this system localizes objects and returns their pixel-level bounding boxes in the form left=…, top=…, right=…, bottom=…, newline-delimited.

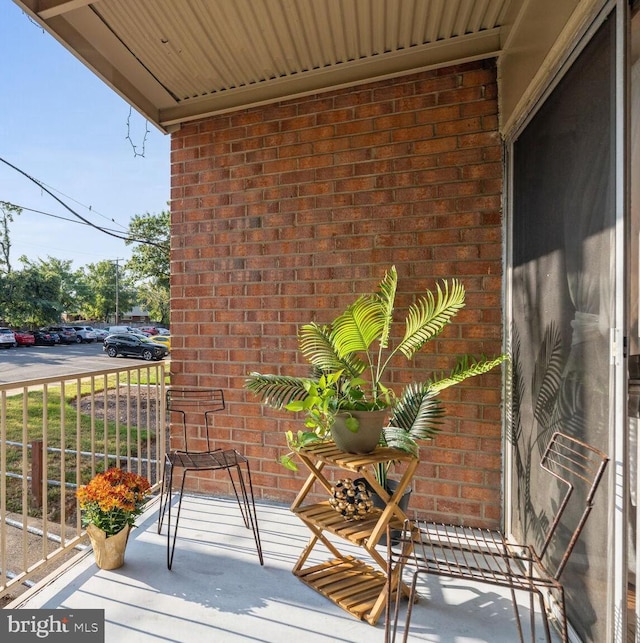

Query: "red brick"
left=169, top=59, right=504, bottom=529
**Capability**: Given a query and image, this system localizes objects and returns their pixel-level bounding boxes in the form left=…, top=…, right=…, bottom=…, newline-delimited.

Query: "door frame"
left=502, top=1, right=627, bottom=639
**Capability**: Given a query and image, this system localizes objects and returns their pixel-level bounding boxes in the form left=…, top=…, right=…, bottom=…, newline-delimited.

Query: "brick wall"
left=169, top=58, right=504, bottom=529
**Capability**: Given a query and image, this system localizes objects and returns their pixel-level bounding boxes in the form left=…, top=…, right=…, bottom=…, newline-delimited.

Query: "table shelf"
left=294, top=556, right=388, bottom=621
left=290, top=442, right=418, bottom=625
left=292, top=502, right=404, bottom=546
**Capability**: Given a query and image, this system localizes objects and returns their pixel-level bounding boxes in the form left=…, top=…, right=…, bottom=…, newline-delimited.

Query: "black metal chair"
left=385, top=431, right=609, bottom=643
left=157, top=387, right=263, bottom=569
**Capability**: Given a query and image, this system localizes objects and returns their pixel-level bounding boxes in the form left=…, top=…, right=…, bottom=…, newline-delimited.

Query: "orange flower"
left=76, top=468, right=151, bottom=536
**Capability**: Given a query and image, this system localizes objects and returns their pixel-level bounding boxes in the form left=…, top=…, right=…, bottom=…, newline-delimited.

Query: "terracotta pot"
left=86, top=523, right=131, bottom=570
left=330, top=409, right=387, bottom=454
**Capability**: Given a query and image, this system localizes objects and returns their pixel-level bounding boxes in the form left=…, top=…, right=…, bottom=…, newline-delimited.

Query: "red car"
left=14, top=330, right=35, bottom=346
left=139, top=326, right=159, bottom=335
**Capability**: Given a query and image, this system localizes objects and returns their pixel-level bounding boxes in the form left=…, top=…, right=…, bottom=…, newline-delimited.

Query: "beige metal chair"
left=157, top=387, right=263, bottom=569
left=385, top=431, right=608, bottom=643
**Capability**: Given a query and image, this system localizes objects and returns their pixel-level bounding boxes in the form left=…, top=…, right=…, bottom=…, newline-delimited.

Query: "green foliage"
left=125, top=210, right=170, bottom=286
left=136, top=281, right=169, bottom=326
left=125, top=210, right=170, bottom=324
left=83, top=260, right=136, bottom=322
left=2, top=260, right=62, bottom=326
left=0, top=201, right=20, bottom=274
left=246, top=266, right=508, bottom=478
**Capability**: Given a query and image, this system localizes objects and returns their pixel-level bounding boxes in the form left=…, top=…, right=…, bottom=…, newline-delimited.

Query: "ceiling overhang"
left=15, top=0, right=524, bottom=133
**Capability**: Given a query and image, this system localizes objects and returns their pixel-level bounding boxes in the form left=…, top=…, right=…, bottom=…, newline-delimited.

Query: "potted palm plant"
left=245, top=266, right=507, bottom=487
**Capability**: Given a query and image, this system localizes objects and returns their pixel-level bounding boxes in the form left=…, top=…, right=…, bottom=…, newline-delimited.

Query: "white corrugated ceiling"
left=16, top=0, right=523, bottom=132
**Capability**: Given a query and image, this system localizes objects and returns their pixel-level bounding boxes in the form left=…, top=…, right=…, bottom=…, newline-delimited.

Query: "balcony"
left=0, top=367, right=558, bottom=641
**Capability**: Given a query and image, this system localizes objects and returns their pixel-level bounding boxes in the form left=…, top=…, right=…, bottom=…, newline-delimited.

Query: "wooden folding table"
left=290, top=441, right=418, bottom=625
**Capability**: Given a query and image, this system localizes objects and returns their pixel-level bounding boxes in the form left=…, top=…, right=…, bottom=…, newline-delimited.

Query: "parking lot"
left=0, top=341, right=163, bottom=384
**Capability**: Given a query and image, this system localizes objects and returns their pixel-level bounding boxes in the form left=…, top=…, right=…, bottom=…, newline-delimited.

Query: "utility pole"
left=110, top=258, right=123, bottom=324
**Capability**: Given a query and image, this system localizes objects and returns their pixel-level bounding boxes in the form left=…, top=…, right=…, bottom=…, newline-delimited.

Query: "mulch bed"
left=77, top=386, right=159, bottom=428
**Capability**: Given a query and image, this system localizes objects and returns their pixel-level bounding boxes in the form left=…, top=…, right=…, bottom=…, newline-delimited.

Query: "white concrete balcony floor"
left=7, top=494, right=560, bottom=642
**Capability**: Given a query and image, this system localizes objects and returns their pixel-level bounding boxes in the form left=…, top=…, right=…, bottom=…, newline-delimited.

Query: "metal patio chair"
left=385, top=431, right=609, bottom=643
left=157, top=387, right=263, bottom=569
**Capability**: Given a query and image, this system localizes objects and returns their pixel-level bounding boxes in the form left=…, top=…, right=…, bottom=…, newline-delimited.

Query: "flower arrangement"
left=76, top=467, right=151, bottom=537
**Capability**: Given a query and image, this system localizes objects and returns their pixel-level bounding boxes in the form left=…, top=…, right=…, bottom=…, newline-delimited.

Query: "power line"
left=1, top=202, right=129, bottom=235
left=0, top=156, right=169, bottom=251
left=37, top=182, right=129, bottom=231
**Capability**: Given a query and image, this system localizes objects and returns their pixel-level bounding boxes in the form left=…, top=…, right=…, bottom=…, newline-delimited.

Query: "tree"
left=84, top=260, right=136, bottom=322
left=136, top=281, right=169, bottom=326
left=125, top=210, right=170, bottom=324
left=19, top=257, right=92, bottom=317
left=0, top=201, right=20, bottom=275
left=2, top=263, right=61, bottom=327
left=125, top=210, right=169, bottom=287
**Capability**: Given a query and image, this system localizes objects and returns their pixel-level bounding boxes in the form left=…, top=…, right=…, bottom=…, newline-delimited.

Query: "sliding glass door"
left=508, top=5, right=623, bottom=641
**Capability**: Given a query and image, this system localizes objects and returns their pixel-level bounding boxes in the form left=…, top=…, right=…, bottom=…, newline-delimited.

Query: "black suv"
left=43, top=326, right=78, bottom=344
left=103, top=333, right=169, bottom=361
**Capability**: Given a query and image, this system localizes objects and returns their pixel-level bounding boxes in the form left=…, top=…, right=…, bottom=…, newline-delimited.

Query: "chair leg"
left=224, top=464, right=251, bottom=529
left=537, top=590, right=554, bottom=643
left=166, top=469, right=189, bottom=570
left=157, top=458, right=172, bottom=534
left=385, top=545, right=408, bottom=643
left=507, top=582, right=525, bottom=642
left=557, top=589, right=568, bottom=643
left=400, top=568, right=423, bottom=643
left=227, top=461, right=263, bottom=566
left=539, top=587, right=566, bottom=643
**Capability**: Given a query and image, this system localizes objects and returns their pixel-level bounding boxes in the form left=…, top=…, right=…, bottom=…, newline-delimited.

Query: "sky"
left=0, top=1, right=171, bottom=271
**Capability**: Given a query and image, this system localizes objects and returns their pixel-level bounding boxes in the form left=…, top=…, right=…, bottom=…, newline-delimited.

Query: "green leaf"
left=374, top=265, right=397, bottom=349
left=398, top=279, right=466, bottom=359
left=245, top=373, right=311, bottom=409
left=299, top=431, right=322, bottom=445
left=331, top=294, right=387, bottom=357
left=430, top=354, right=508, bottom=392
left=279, top=455, right=299, bottom=471
left=299, top=323, right=365, bottom=377
left=345, top=416, right=360, bottom=433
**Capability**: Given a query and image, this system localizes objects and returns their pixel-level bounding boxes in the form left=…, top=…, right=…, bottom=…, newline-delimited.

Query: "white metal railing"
left=0, top=363, right=166, bottom=601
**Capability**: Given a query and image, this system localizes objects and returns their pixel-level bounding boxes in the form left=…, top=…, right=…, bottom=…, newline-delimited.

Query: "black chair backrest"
left=537, top=431, right=608, bottom=579
left=166, top=388, right=225, bottom=452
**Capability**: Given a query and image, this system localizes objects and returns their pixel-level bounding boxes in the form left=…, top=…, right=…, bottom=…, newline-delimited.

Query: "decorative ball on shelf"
left=329, top=478, right=373, bottom=521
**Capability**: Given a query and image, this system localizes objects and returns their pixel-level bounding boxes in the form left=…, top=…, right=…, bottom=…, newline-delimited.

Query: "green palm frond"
left=387, top=382, right=445, bottom=446
left=430, top=354, right=508, bottom=393
left=299, top=322, right=365, bottom=377
left=331, top=294, right=387, bottom=359
left=245, top=373, right=310, bottom=410
left=375, top=265, right=397, bottom=349
left=397, top=279, right=466, bottom=359
left=380, top=427, right=420, bottom=457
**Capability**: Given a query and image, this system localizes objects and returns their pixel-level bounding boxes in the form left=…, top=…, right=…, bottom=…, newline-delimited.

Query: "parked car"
left=103, top=333, right=169, bottom=361
left=43, top=326, right=78, bottom=344
left=13, top=330, right=35, bottom=346
left=150, top=335, right=171, bottom=351
left=155, top=327, right=170, bottom=336
left=33, top=330, right=56, bottom=346
left=0, top=327, right=16, bottom=348
left=139, top=326, right=159, bottom=335
left=92, top=328, right=109, bottom=341
left=72, top=325, right=97, bottom=343
left=106, top=325, right=137, bottom=335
